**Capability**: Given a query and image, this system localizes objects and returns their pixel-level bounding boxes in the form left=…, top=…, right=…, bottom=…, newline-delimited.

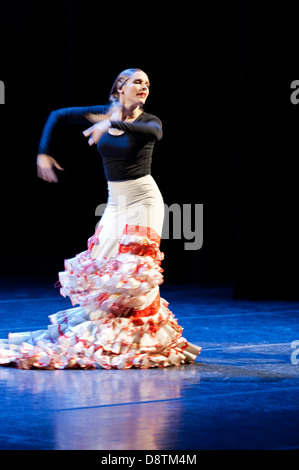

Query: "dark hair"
left=109, top=68, right=144, bottom=103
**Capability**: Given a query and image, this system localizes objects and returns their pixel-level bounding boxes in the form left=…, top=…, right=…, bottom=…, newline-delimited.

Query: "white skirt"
left=0, top=175, right=202, bottom=369
left=91, top=174, right=165, bottom=259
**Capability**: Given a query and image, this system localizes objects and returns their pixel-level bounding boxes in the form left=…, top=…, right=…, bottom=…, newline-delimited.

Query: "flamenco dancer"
left=0, top=68, right=201, bottom=369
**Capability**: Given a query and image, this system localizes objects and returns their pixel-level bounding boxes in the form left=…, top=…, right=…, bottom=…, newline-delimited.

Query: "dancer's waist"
left=107, top=174, right=163, bottom=206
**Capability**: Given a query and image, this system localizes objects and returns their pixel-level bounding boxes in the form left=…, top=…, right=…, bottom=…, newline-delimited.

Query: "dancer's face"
left=118, top=71, right=150, bottom=109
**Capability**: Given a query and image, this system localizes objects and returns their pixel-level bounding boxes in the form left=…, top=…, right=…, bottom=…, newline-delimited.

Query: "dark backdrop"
left=0, top=0, right=298, bottom=300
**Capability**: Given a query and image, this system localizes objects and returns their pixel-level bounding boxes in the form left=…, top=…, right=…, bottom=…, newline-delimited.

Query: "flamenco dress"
left=0, top=105, right=202, bottom=369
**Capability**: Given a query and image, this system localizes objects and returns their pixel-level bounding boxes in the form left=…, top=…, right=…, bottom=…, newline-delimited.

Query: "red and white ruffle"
left=0, top=224, right=202, bottom=369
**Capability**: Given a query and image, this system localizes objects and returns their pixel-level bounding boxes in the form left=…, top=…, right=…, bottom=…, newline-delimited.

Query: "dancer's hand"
left=82, top=119, right=111, bottom=146
left=84, top=113, right=111, bottom=123
left=84, top=102, right=123, bottom=124
left=36, top=154, right=64, bottom=183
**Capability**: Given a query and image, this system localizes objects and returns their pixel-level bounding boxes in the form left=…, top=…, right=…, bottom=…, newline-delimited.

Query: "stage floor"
left=0, top=278, right=298, bottom=450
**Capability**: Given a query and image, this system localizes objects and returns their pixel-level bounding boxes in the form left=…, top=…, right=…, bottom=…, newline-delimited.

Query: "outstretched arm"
left=37, top=104, right=109, bottom=183
left=83, top=113, right=163, bottom=146
left=109, top=119, right=163, bottom=141
left=38, top=105, right=109, bottom=154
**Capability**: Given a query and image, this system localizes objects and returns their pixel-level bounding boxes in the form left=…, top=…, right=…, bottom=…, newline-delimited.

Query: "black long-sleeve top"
left=38, top=105, right=163, bottom=181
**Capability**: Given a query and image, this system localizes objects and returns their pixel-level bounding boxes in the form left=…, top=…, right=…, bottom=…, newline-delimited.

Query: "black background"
left=0, top=0, right=298, bottom=299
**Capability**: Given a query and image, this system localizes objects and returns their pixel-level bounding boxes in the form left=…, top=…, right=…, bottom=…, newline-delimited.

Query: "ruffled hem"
left=58, top=224, right=165, bottom=313
left=0, top=294, right=201, bottom=369
left=0, top=224, right=202, bottom=369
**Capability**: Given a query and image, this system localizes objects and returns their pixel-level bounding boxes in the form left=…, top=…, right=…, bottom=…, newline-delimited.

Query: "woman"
left=0, top=68, right=201, bottom=369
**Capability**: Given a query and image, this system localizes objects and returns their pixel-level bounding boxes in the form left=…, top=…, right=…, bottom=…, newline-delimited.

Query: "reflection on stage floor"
left=0, top=279, right=298, bottom=450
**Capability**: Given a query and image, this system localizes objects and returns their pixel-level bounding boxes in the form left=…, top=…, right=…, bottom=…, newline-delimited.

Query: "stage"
left=1, top=0, right=299, bottom=456
left=0, top=278, right=298, bottom=450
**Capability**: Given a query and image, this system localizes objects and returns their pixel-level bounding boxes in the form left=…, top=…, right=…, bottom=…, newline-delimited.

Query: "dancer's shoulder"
left=140, top=112, right=162, bottom=126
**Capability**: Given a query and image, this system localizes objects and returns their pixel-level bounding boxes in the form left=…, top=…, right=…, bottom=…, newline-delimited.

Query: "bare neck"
left=122, top=105, right=143, bottom=122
